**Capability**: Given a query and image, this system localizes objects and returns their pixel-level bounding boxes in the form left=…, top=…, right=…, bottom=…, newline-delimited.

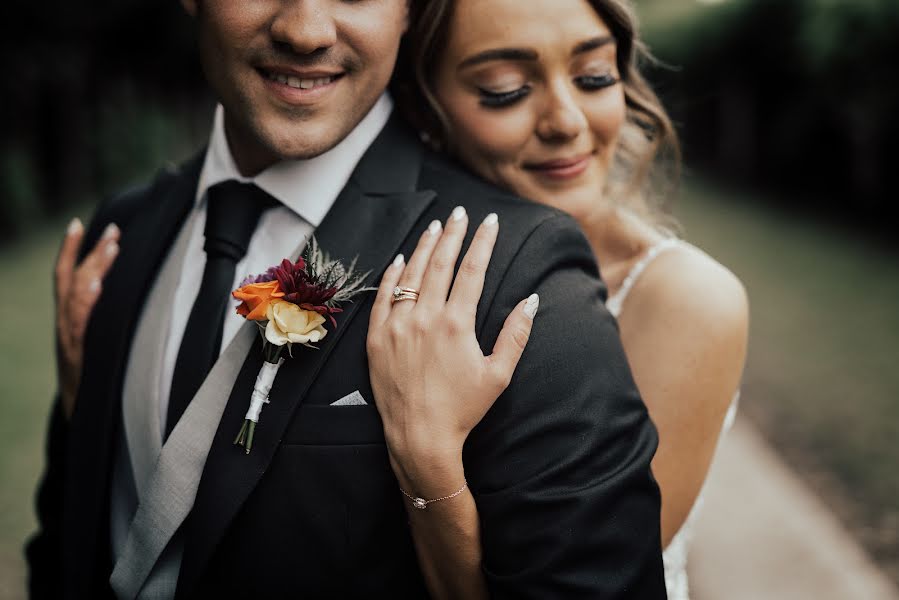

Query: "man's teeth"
left=267, top=72, right=335, bottom=89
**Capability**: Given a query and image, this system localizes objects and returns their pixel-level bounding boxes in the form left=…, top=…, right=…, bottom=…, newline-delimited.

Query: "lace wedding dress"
left=605, top=238, right=738, bottom=600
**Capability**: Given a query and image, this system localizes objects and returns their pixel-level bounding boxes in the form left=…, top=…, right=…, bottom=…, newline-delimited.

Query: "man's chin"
left=259, top=122, right=350, bottom=162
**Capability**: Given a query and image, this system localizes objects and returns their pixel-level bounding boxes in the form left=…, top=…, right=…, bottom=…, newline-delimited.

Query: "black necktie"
left=165, top=181, right=278, bottom=439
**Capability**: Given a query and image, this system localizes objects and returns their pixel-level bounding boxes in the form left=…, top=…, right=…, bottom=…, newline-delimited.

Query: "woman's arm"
left=366, top=207, right=536, bottom=599
left=617, top=244, right=749, bottom=546
left=391, top=456, right=488, bottom=599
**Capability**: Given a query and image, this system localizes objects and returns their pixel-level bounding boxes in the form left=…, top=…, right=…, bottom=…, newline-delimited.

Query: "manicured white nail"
left=67, top=218, right=83, bottom=236
left=393, top=254, right=405, bottom=268
left=483, top=213, right=498, bottom=226
left=105, top=242, right=119, bottom=257
left=451, top=206, right=466, bottom=221
left=89, top=278, right=101, bottom=293
left=102, top=223, right=119, bottom=239
left=523, top=293, right=540, bottom=319
left=427, top=220, right=442, bottom=235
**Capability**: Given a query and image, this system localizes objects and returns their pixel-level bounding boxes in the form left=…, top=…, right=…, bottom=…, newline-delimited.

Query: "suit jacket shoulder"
left=80, top=153, right=204, bottom=260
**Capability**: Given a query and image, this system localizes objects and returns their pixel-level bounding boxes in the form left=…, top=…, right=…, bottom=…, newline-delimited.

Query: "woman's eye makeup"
left=477, top=86, right=531, bottom=108
left=575, top=73, right=619, bottom=91
left=473, top=67, right=618, bottom=108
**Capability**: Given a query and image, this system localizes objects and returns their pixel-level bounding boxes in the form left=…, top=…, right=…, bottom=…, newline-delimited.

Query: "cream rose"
left=264, top=300, right=328, bottom=346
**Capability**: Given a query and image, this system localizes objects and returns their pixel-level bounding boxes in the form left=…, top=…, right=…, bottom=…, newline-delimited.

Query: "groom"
left=28, top=1, right=666, bottom=598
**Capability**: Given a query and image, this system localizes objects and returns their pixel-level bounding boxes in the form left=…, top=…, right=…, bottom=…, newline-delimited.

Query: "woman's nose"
left=536, top=85, right=589, bottom=142
left=270, top=0, right=338, bottom=55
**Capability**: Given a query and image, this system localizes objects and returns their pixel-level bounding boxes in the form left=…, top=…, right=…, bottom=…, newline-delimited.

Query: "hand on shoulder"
left=55, top=218, right=121, bottom=419
left=366, top=207, right=537, bottom=498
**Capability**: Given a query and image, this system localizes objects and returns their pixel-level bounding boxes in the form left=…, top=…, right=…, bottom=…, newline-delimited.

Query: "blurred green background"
left=1, top=0, right=898, bottom=598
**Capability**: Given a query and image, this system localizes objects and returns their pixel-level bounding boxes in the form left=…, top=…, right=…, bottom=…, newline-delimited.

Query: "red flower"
left=271, top=258, right=342, bottom=326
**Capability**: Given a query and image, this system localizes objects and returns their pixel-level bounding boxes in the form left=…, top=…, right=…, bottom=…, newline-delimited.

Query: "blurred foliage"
left=0, top=1, right=209, bottom=243
left=638, top=0, right=899, bottom=228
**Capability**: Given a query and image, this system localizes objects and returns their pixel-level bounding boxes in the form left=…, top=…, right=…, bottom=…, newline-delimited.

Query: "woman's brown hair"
left=393, top=0, right=681, bottom=224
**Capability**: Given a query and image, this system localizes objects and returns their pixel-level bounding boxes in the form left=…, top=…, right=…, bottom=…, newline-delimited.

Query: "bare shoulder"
left=618, top=241, right=749, bottom=408
left=627, top=241, right=748, bottom=342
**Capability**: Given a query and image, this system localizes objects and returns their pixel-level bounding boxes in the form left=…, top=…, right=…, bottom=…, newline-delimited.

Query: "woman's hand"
left=367, top=206, right=539, bottom=495
left=55, top=219, right=120, bottom=420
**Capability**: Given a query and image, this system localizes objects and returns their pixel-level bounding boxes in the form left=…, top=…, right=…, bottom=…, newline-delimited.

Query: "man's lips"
left=257, top=65, right=345, bottom=91
left=523, top=153, right=594, bottom=179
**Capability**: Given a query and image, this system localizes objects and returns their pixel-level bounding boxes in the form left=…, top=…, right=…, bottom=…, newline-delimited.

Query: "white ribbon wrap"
left=244, top=358, right=284, bottom=423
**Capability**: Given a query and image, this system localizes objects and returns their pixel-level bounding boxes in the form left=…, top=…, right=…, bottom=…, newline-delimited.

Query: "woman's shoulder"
left=623, top=240, right=749, bottom=361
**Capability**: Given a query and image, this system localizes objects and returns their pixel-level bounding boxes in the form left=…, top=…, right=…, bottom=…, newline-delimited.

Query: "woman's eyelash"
left=575, top=74, right=619, bottom=90
left=478, top=86, right=531, bottom=108
left=476, top=74, right=616, bottom=107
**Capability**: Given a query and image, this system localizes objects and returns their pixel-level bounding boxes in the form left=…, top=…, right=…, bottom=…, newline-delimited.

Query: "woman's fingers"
left=392, top=218, right=444, bottom=314
left=55, top=218, right=84, bottom=303
left=57, top=221, right=121, bottom=349
left=487, top=294, right=539, bottom=387
left=79, top=223, right=120, bottom=282
left=370, top=253, right=406, bottom=329
left=447, top=213, right=498, bottom=317
left=417, top=206, right=468, bottom=310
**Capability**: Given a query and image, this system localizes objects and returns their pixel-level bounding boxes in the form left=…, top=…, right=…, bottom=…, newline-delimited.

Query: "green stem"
left=245, top=421, right=257, bottom=454
left=234, top=420, right=249, bottom=446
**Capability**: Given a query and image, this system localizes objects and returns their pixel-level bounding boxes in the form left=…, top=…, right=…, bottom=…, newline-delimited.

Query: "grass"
left=674, top=177, right=899, bottom=582
left=0, top=209, right=79, bottom=600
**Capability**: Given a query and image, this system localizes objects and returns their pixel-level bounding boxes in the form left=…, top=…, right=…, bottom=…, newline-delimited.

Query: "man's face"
left=183, top=0, right=408, bottom=175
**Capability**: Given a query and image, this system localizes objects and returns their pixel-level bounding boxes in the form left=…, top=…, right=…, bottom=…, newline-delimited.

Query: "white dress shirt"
left=155, top=94, right=393, bottom=434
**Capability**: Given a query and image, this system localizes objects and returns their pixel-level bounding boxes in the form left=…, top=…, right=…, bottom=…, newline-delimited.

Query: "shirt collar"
left=195, top=93, right=394, bottom=227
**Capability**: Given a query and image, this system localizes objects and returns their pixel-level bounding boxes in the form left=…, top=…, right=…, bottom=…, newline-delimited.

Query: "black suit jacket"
left=27, top=117, right=666, bottom=598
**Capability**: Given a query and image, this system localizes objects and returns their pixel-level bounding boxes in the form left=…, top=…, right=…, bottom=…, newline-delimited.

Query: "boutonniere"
left=231, top=237, right=374, bottom=454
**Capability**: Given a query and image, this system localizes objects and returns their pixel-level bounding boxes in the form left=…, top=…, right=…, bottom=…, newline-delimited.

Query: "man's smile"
left=256, top=66, right=346, bottom=105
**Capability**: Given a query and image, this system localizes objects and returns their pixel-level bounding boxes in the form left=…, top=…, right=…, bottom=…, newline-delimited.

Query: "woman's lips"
left=524, top=154, right=593, bottom=180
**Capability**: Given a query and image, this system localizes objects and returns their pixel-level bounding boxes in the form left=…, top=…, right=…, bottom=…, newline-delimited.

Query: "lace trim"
left=606, top=238, right=681, bottom=318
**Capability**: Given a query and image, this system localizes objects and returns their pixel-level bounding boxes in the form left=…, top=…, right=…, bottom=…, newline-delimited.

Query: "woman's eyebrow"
left=572, top=35, right=615, bottom=56
left=458, top=35, right=615, bottom=70
left=459, top=48, right=539, bottom=69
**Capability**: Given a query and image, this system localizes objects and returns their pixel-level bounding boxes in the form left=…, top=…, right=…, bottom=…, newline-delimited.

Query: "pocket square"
left=330, top=391, right=368, bottom=406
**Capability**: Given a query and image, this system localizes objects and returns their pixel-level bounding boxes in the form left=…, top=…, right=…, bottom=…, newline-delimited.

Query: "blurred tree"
left=0, top=1, right=205, bottom=242
left=639, top=0, right=899, bottom=228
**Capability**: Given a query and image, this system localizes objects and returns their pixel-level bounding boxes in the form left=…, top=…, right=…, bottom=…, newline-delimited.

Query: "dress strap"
left=606, top=238, right=681, bottom=318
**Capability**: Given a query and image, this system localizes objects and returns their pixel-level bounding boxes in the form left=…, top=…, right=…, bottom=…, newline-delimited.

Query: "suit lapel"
left=64, top=156, right=202, bottom=597
left=177, top=118, right=435, bottom=597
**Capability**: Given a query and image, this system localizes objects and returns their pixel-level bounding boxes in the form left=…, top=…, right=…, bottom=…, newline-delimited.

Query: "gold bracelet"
left=399, top=480, right=468, bottom=510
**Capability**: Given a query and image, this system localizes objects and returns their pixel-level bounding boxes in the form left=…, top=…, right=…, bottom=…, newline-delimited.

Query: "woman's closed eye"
left=477, top=73, right=618, bottom=109
left=478, top=85, right=531, bottom=108
left=575, top=73, right=619, bottom=91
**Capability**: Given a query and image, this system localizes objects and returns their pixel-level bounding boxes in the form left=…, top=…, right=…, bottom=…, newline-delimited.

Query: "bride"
left=370, top=1, right=747, bottom=597
left=55, top=1, right=747, bottom=597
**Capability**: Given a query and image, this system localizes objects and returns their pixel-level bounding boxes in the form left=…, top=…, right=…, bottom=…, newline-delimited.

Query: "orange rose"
left=232, top=280, right=284, bottom=320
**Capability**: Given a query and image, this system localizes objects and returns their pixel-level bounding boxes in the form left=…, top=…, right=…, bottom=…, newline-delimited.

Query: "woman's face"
left=433, top=0, right=626, bottom=222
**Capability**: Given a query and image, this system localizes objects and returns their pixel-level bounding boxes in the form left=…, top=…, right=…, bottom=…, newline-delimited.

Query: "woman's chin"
left=517, top=171, right=607, bottom=221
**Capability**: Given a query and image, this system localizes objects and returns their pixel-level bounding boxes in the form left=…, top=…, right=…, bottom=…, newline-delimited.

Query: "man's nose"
left=270, top=0, right=338, bottom=55
left=536, top=83, right=589, bottom=143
